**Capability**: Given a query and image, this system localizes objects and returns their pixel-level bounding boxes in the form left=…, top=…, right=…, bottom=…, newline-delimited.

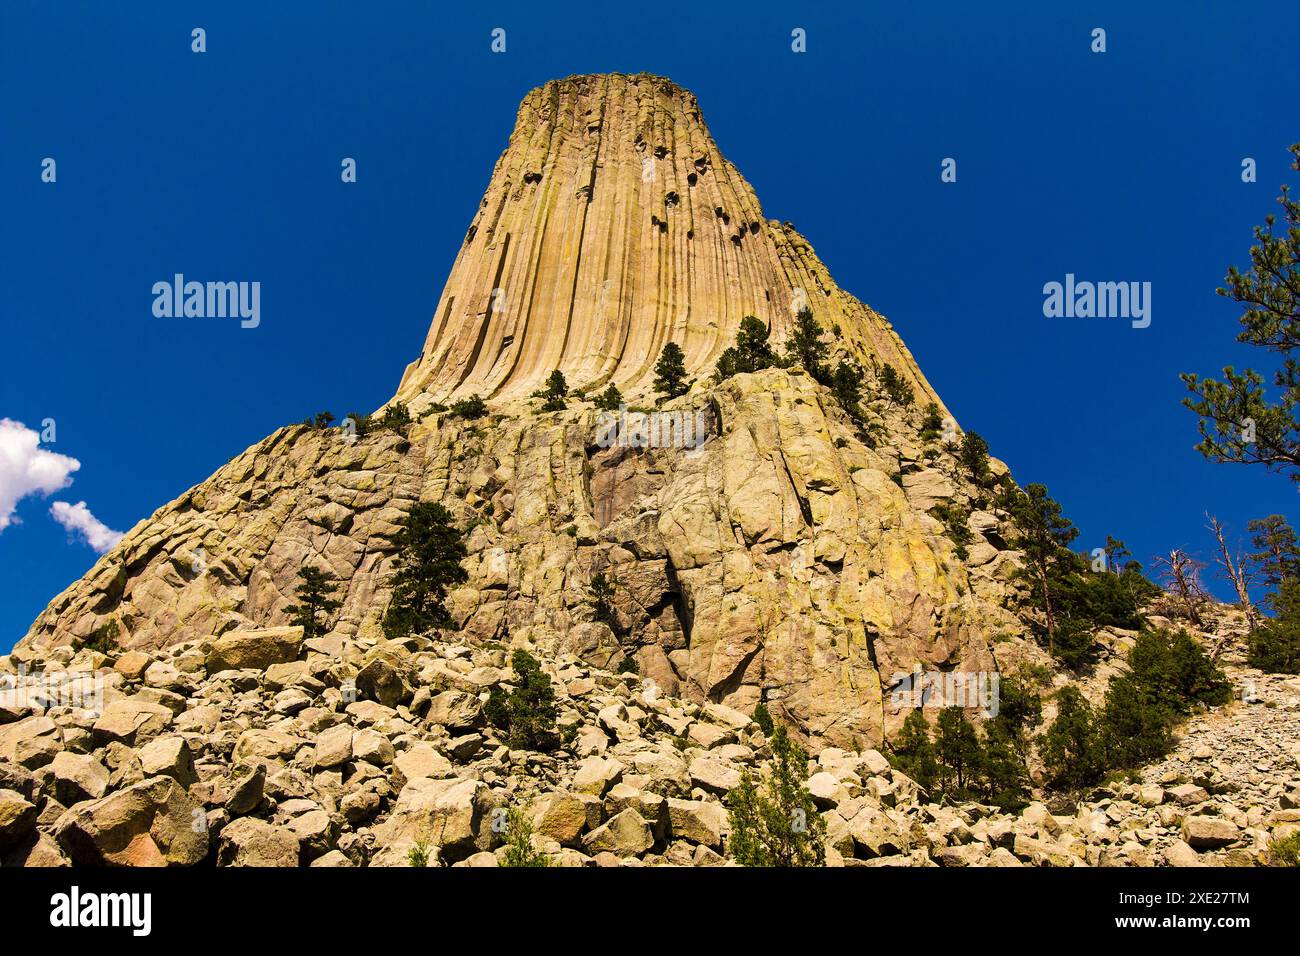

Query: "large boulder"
left=375, top=777, right=497, bottom=863
left=54, top=776, right=207, bottom=866
left=205, top=626, right=304, bottom=674
left=48, top=751, right=111, bottom=804
left=0, top=789, right=37, bottom=849
left=217, top=817, right=301, bottom=867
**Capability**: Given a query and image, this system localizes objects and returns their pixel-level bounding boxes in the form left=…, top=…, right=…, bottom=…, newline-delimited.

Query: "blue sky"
left=1, top=1, right=1296, bottom=651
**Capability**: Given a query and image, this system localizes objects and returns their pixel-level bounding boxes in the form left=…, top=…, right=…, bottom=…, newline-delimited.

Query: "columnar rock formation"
left=18, top=73, right=1038, bottom=752
left=394, top=73, right=941, bottom=408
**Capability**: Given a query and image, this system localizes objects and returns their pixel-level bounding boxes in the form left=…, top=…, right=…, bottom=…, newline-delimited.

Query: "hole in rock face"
left=465, top=225, right=477, bottom=243
left=523, top=171, right=542, bottom=185
left=650, top=215, right=667, bottom=233
left=634, top=133, right=646, bottom=152
left=750, top=221, right=761, bottom=233
left=687, top=230, right=694, bottom=240
left=687, top=172, right=698, bottom=187
left=730, top=234, right=742, bottom=246
left=664, top=191, right=679, bottom=206
left=694, top=156, right=710, bottom=172
left=576, top=184, right=593, bottom=202
left=654, top=145, right=669, bottom=159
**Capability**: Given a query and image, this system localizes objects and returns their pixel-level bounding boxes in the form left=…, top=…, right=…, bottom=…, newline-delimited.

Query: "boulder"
left=584, top=808, right=654, bottom=855
left=48, top=751, right=111, bottom=804
left=137, top=736, right=198, bottom=786
left=0, top=789, right=38, bottom=849
left=205, top=626, right=304, bottom=674
left=666, top=798, right=726, bottom=848
left=1181, top=816, right=1239, bottom=850
left=217, top=817, right=301, bottom=867
left=54, top=776, right=207, bottom=866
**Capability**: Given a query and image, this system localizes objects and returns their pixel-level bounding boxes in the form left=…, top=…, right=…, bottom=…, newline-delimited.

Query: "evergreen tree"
left=920, top=402, right=944, bottom=442
left=1249, top=580, right=1300, bottom=673
left=344, top=412, right=373, bottom=438
left=485, top=650, right=560, bottom=751
left=1005, top=483, right=1079, bottom=651
left=1182, top=144, right=1300, bottom=485
left=381, top=502, right=469, bottom=637
left=830, top=360, right=864, bottom=420
left=934, top=707, right=982, bottom=797
left=715, top=316, right=777, bottom=380
left=1248, top=514, right=1300, bottom=599
left=783, top=308, right=830, bottom=383
left=979, top=718, right=1029, bottom=811
left=879, top=364, right=914, bottom=406
left=541, top=370, right=568, bottom=411
left=379, top=403, right=412, bottom=431
left=1098, top=673, right=1174, bottom=769
left=653, top=342, right=689, bottom=398
left=958, top=431, right=991, bottom=483
left=889, top=709, right=938, bottom=793
left=727, top=724, right=826, bottom=866
left=594, top=384, right=623, bottom=411
left=284, top=565, right=342, bottom=639
left=1040, top=686, right=1102, bottom=791
left=450, top=394, right=487, bottom=419
left=752, top=702, right=775, bottom=736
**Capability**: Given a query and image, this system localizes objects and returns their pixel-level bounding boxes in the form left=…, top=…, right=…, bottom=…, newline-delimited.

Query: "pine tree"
left=450, top=394, right=487, bottom=419
left=1248, top=515, right=1300, bottom=602
left=958, top=431, right=991, bottom=483
left=594, top=384, right=623, bottom=411
left=653, top=342, right=689, bottom=398
left=920, top=402, right=944, bottom=441
left=879, top=364, right=914, bottom=406
left=830, top=360, right=864, bottom=420
left=1182, top=144, right=1300, bottom=485
left=284, top=565, right=342, bottom=639
left=783, top=308, right=830, bottom=383
left=541, top=370, right=568, bottom=411
left=1040, top=686, right=1102, bottom=791
left=381, top=502, right=469, bottom=637
left=1005, top=483, right=1079, bottom=651
left=934, top=707, right=982, bottom=797
left=726, top=724, right=825, bottom=866
left=1249, top=580, right=1300, bottom=673
left=889, top=709, right=938, bottom=793
left=484, top=650, right=560, bottom=751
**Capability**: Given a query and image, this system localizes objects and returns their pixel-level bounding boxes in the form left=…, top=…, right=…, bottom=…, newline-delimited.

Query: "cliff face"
left=18, top=74, right=1041, bottom=750
left=394, top=73, right=941, bottom=409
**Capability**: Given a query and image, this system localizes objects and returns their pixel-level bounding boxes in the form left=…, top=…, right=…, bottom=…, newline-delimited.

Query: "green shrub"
left=715, top=316, right=777, bottom=380
left=726, top=724, right=825, bottom=866
left=485, top=650, right=560, bottom=751
left=752, top=702, right=775, bottom=735
left=450, top=394, right=488, bottom=419
left=499, top=803, right=549, bottom=867
left=1267, top=831, right=1300, bottom=866
left=407, top=840, right=431, bottom=867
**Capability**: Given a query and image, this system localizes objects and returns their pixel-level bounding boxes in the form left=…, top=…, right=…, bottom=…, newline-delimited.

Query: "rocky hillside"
left=2, top=624, right=1294, bottom=867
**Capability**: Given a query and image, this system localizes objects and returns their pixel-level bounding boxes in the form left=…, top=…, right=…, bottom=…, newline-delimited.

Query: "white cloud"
left=0, top=418, right=81, bottom=532
left=49, top=500, right=124, bottom=553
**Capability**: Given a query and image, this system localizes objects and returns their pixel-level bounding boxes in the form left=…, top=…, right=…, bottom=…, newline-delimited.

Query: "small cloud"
left=50, top=500, right=124, bottom=554
left=0, top=418, right=80, bottom=532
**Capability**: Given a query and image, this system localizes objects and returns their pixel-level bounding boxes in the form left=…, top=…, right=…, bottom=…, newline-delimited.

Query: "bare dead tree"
left=1205, top=513, right=1257, bottom=611
left=1151, top=548, right=1210, bottom=628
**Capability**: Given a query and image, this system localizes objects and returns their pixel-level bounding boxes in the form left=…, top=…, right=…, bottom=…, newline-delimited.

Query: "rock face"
left=16, top=72, right=1039, bottom=751
left=392, top=73, right=941, bottom=408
